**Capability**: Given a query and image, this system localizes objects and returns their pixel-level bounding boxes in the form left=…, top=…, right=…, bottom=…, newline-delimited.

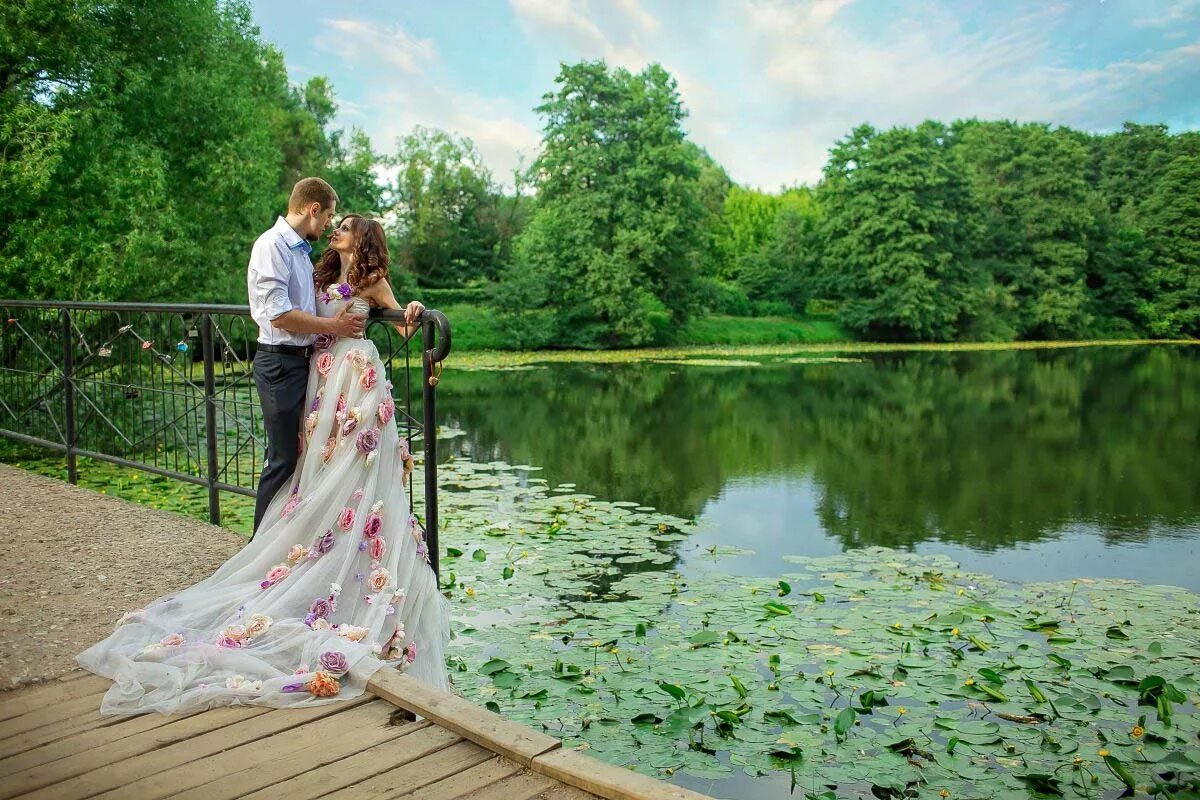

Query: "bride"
left=77, top=215, right=450, bottom=714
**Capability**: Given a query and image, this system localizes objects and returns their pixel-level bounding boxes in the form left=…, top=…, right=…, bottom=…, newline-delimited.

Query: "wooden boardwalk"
left=0, top=667, right=711, bottom=800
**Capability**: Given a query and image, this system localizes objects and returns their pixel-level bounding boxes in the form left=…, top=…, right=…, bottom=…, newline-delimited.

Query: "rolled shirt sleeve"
left=250, top=241, right=294, bottom=322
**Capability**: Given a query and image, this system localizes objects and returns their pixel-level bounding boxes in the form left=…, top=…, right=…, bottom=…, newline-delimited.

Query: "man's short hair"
left=288, top=177, right=339, bottom=213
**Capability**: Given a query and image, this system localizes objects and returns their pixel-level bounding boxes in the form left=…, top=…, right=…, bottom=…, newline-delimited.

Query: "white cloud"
left=317, top=19, right=436, bottom=74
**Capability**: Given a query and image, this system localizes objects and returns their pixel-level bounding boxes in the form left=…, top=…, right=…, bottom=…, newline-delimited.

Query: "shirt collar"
left=274, top=216, right=313, bottom=255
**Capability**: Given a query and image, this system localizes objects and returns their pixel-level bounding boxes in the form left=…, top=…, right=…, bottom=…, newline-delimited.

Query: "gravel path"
left=0, top=464, right=246, bottom=690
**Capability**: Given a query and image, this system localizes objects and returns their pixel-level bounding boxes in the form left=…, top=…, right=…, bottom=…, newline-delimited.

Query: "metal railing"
left=0, top=300, right=451, bottom=577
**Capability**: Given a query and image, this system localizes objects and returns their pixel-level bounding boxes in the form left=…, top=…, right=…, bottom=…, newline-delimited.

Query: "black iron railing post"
left=60, top=308, right=77, bottom=484
left=422, top=317, right=440, bottom=579
left=200, top=313, right=221, bottom=525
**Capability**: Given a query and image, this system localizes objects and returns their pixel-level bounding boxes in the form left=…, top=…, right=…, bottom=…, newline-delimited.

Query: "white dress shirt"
left=246, top=217, right=317, bottom=346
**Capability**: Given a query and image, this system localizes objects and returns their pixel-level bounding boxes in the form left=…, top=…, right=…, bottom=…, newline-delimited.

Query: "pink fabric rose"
left=368, top=537, right=386, bottom=561
left=215, top=633, right=243, bottom=648
left=337, top=507, right=356, bottom=532
left=316, top=352, right=335, bottom=376
left=377, top=397, right=394, bottom=425
left=359, top=366, right=378, bottom=390
left=336, top=393, right=347, bottom=417
left=404, top=642, right=417, bottom=664
left=309, top=597, right=332, bottom=620
left=362, top=512, right=383, bottom=539
left=280, top=494, right=301, bottom=519
left=261, top=564, right=290, bottom=589
left=356, top=427, right=380, bottom=456
left=340, top=415, right=358, bottom=438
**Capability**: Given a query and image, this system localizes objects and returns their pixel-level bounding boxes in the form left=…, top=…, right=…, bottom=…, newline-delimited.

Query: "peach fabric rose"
left=316, top=352, right=335, bottom=376
left=160, top=633, right=184, bottom=647
left=307, top=670, right=341, bottom=697
left=367, top=568, right=391, bottom=593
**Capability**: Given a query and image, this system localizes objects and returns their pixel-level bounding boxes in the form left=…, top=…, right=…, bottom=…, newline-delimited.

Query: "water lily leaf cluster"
left=437, top=458, right=1200, bottom=799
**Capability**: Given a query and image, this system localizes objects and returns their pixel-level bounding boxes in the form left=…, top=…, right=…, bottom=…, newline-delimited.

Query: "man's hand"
left=330, top=310, right=367, bottom=339
left=404, top=301, right=425, bottom=326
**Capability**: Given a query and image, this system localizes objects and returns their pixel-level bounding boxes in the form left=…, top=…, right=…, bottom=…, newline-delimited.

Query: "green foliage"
left=1138, top=133, right=1200, bottom=337
left=819, top=122, right=977, bottom=341
left=499, top=61, right=708, bottom=347
left=388, top=126, right=511, bottom=287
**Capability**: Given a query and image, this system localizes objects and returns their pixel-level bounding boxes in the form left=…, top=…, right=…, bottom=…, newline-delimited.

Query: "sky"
left=249, top=0, right=1200, bottom=190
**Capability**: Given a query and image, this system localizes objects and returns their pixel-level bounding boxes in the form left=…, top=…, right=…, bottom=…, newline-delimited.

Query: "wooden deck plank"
left=0, top=700, right=271, bottom=800
left=27, top=695, right=378, bottom=800
left=368, top=668, right=561, bottom=767
left=236, top=725, right=465, bottom=800
left=0, top=675, right=111, bottom=724
left=170, top=718, right=433, bottom=800
left=0, top=687, right=121, bottom=741
left=390, top=755, right=524, bottom=800
left=531, top=750, right=713, bottom=800
left=0, top=707, right=204, bottom=777
left=318, top=739, right=496, bottom=800
left=85, top=700, right=417, bottom=800
left=459, top=770, right=561, bottom=800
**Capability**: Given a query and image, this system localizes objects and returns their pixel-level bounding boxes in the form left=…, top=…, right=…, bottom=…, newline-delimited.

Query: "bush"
left=750, top=299, right=794, bottom=317
left=695, top=277, right=752, bottom=316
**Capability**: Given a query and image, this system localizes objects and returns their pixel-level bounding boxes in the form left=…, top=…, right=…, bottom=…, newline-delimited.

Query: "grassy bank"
left=439, top=303, right=853, bottom=351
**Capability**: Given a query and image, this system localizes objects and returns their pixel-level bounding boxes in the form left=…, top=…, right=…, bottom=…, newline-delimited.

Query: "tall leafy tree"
left=388, top=126, right=503, bottom=287
left=818, top=122, right=976, bottom=341
left=502, top=61, right=706, bottom=346
left=1139, top=132, right=1200, bottom=336
left=955, top=121, right=1094, bottom=339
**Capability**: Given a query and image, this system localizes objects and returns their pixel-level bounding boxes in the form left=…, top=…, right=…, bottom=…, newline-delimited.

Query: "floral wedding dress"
left=77, top=287, right=450, bottom=714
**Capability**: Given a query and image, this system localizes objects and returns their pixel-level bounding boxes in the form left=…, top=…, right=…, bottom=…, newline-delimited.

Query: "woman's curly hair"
left=313, top=215, right=390, bottom=295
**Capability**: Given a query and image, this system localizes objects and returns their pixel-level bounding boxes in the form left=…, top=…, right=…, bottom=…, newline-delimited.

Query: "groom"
left=247, top=177, right=366, bottom=537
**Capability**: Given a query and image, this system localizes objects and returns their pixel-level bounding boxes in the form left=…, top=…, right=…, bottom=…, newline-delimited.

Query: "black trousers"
left=252, top=350, right=310, bottom=537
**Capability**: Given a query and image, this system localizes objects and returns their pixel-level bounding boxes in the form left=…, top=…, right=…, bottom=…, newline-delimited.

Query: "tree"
left=501, top=61, right=706, bottom=347
left=1139, top=133, right=1200, bottom=336
left=388, top=126, right=503, bottom=287
left=818, top=122, right=976, bottom=341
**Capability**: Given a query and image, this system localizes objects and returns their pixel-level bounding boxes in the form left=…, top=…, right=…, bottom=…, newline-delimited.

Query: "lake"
left=438, top=345, right=1200, bottom=591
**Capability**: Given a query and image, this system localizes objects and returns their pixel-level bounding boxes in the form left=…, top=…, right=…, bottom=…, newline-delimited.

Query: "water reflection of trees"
left=440, top=347, right=1200, bottom=551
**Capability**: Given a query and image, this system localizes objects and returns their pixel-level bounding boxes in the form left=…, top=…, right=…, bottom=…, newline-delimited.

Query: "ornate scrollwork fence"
left=0, top=301, right=451, bottom=577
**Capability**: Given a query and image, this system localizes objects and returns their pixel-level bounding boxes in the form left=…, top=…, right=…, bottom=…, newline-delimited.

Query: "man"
left=247, top=177, right=365, bottom=536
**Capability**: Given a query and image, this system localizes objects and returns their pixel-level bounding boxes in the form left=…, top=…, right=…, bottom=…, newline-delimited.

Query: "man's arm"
left=272, top=309, right=364, bottom=337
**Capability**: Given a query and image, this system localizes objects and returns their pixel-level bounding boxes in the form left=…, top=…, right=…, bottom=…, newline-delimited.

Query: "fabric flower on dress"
left=359, top=366, right=378, bottom=390
left=404, top=642, right=417, bottom=664
left=307, top=671, right=341, bottom=697
left=320, top=436, right=336, bottom=464
left=349, top=349, right=370, bottom=371
left=313, top=333, right=335, bottom=351
left=310, top=390, right=323, bottom=413
left=335, top=393, right=347, bottom=421
left=310, top=618, right=331, bottom=631
left=225, top=675, right=263, bottom=692
left=316, top=352, right=335, bottom=376
left=318, top=651, right=349, bottom=675
left=335, top=624, right=368, bottom=642
left=340, top=407, right=360, bottom=438
left=329, top=582, right=342, bottom=597
left=362, top=511, right=383, bottom=540
left=356, top=427, right=380, bottom=456
left=352, top=489, right=364, bottom=502
left=367, top=537, right=386, bottom=561
left=377, top=396, right=394, bottom=425
left=391, top=589, right=406, bottom=605
left=304, top=411, right=319, bottom=440
left=367, top=567, right=391, bottom=593
left=311, top=528, right=336, bottom=557
left=280, top=494, right=301, bottom=519
left=286, top=544, right=309, bottom=565
left=365, top=451, right=377, bottom=469
left=160, top=633, right=184, bottom=647
left=244, top=614, right=272, bottom=639
left=260, top=564, right=290, bottom=590
left=309, top=597, right=333, bottom=621
left=337, top=507, right=356, bottom=532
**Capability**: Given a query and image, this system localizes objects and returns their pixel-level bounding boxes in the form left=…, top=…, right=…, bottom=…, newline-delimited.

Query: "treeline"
left=3, top=1, right=1197, bottom=346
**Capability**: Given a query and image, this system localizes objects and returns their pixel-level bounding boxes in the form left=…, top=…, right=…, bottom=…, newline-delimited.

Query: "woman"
left=77, top=215, right=449, bottom=714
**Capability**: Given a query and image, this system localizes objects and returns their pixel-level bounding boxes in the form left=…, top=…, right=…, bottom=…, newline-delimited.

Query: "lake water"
left=438, top=345, right=1200, bottom=591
